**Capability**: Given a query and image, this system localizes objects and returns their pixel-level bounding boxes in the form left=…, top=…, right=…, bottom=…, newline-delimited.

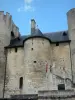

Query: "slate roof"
left=5, top=30, right=70, bottom=48
left=44, top=30, right=69, bottom=42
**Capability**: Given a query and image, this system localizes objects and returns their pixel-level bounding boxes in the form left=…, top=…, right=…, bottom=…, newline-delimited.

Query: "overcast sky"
left=0, top=0, right=75, bottom=35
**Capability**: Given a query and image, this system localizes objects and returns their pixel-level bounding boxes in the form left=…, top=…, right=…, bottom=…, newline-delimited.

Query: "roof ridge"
left=43, top=30, right=68, bottom=34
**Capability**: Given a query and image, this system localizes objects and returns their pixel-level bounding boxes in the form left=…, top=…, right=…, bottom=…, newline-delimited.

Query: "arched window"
left=19, top=77, right=23, bottom=89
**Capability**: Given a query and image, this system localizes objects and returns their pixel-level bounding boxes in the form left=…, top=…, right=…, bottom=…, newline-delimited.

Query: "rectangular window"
left=58, top=84, right=65, bottom=90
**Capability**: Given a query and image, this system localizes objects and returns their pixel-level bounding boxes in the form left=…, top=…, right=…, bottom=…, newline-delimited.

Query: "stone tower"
left=0, top=11, right=20, bottom=98
left=23, top=20, right=52, bottom=94
left=67, top=8, right=75, bottom=84
left=0, top=11, right=12, bottom=98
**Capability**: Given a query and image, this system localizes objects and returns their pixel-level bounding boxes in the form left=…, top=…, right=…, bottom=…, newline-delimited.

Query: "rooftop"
left=5, top=30, right=70, bottom=48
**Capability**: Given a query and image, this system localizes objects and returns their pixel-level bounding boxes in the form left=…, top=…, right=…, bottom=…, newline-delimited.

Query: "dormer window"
left=63, top=32, right=67, bottom=36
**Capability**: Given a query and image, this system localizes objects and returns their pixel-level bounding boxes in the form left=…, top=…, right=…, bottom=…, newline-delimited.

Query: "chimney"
left=31, top=19, right=36, bottom=35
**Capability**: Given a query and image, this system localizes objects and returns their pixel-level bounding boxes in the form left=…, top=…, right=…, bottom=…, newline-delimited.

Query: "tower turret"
left=23, top=19, right=52, bottom=94
left=67, top=8, right=75, bottom=84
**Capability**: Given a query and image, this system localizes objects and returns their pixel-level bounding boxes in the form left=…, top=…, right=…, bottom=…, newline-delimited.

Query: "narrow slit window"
left=58, top=84, right=65, bottom=90
left=15, top=48, right=17, bottom=52
left=63, top=32, right=67, bottom=36
left=19, top=77, right=23, bottom=89
left=31, top=48, right=33, bottom=50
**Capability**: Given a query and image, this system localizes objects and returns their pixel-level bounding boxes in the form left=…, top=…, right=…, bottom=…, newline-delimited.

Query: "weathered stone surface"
left=38, top=90, right=75, bottom=100
left=67, top=8, right=75, bottom=84
left=5, top=38, right=72, bottom=97
left=0, top=11, right=20, bottom=98
left=24, top=38, right=51, bottom=94
left=0, top=8, right=75, bottom=100
left=51, top=43, right=72, bottom=90
left=4, top=47, right=24, bottom=98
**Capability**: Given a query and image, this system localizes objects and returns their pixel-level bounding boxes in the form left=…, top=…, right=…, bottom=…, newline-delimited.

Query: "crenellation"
left=0, top=11, right=4, bottom=21
left=5, top=12, right=11, bottom=29
left=15, top=26, right=19, bottom=37
left=6, top=12, right=10, bottom=16
left=0, top=10, right=20, bottom=98
left=12, top=23, right=20, bottom=38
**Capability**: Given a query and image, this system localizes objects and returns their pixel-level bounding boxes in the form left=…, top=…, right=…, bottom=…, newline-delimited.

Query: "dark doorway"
left=58, top=84, right=65, bottom=90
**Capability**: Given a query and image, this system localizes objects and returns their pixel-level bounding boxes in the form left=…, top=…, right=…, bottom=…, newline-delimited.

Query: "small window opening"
left=15, top=48, right=17, bottom=52
left=58, top=84, right=65, bottom=90
left=63, top=32, right=67, bottom=36
left=34, top=61, right=36, bottom=63
left=56, top=42, right=59, bottom=46
left=19, top=77, right=23, bottom=89
left=32, top=39, right=33, bottom=45
left=50, top=65, right=52, bottom=72
left=31, top=48, right=33, bottom=50
left=11, top=31, right=14, bottom=37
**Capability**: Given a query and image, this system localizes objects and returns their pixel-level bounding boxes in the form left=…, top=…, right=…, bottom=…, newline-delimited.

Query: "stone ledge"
left=10, top=94, right=38, bottom=99
left=38, top=90, right=75, bottom=98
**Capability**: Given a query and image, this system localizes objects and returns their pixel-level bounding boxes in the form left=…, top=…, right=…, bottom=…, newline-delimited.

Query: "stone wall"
left=67, top=8, right=75, bottom=84
left=24, top=38, right=52, bottom=94
left=51, top=43, right=72, bottom=90
left=4, top=47, right=24, bottom=98
left=0, top=11, right=20, bottom=98
left=38, top=90, right=75, bottom=100
left=4, top=38, right=72, bottom=98
left=0, top=11, right=12, bottom=98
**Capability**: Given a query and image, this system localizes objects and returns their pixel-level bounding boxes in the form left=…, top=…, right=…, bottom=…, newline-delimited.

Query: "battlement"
left=0, top=11, right=20, bottom=38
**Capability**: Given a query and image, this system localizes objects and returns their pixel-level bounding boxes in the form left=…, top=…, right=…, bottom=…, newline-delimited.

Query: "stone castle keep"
left=1, top=8, right=75, bottom=99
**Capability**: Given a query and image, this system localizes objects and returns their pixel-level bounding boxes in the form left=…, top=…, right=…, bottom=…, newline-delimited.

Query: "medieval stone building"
left=0, top=8, right=75, bottom=99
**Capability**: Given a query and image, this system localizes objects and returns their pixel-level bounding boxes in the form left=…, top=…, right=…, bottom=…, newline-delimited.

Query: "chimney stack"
left=31, top=19, right=36, bottom=35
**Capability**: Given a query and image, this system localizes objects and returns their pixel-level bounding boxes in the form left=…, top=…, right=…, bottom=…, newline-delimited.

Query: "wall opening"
left=19, top=77, right=23, bottom=89
left=31, top=48, right=33, bottom=50
left=15, top=48, right=17, bottom=52
left=11, top=31, right=15, bottom=39
left=56, top=42, right=59, bottom=46
left=11, top=31, right=14, bottom=37
left=58, top=84, right=65, bottom=90
left=34, top=61, right=36, bottom=63
left=32, top=39, right=33, bottom=45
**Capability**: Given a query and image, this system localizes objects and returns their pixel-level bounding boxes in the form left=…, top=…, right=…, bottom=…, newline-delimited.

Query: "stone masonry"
left=0, top=8, right=75, bottom=99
